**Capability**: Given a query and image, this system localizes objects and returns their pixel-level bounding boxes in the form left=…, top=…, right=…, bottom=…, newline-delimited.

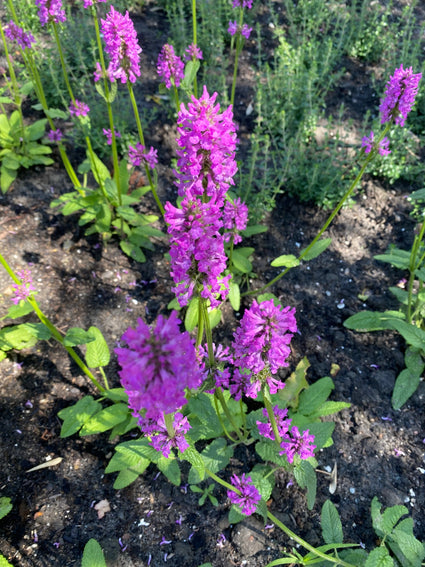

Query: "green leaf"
left=228, top=280, right=240, bottom=311
left=0, top=324, right=38, bottom=351
left=299, top=421, right=334, bottom=451
left=392, top=367, right=422, bottom=410
left=157, top=456, right=181, bottom=486
left=0, top=555, right=13, bottom=566
left=371, top=497, right=408, bottom=538
left=389, top=527, right=425, bottom=566
left=389, top=286, right=409, bottom=305
left=385, top=319, right=425, bottom=350
left=1, top=301, right=34, bottom=320
left=241, top=224, right=268, bottom=237
left=321, top=500, right=343, bottom=544
left=185, top=296, right=199, bottom=332
left=87, top=150, right=111, bottom=185
left=80, top=403, right=130, bottom=436
left=375, top=248, right=411, bottom=270
left=208, top=307, right=221, bottom=330
left=167, top=297, right=181, bottom=310
left=1, top=164, right=17, bottom=193
left=294, top=460, right=317, bottom=510
left=85, top=326, right=110, bottom=368
left=232, top=249, right=253, bottom=273
left=21, top=323, right=52, bottom=341
left=182, top=59, right=200, bottom=88
left=255, top=440, right=288, bottom=467
left=2, top=156, right=20, bottom=170
left=301, top=238, right=332, bottom=261
left=305, top=400, right=351, bottom=420
left=188, top=438, right=233, bottom=484
left=297, top=376, right=335, bottom=416
left=120, top=240, right=146, bottom=263
left=277, top=357, right=310, bottom=408
left=113, top=468, right=144, bottom=489
left=344, top=310, right=405, bottom=332
left=63, top=327, right=96, bottom=347
left=82, top=539, right=107, bottom=567
left=58, top=396, right=102, bottom=438
left=364, top=546, right=394, bottom=567
left=182, top=445, right=206, bottom=482
left=249, top=464, right=275, bottom=502
left=45, top=108, right=68, bottom=120
left=0, top=96, right=13, bottom=104
left=0, top=497, right=12, bottom=520
left=270, top=254, right=300, bottom=268
left=27, top=119, right=47, bottom=141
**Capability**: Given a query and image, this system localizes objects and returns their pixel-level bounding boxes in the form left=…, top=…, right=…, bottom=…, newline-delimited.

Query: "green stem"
left=243, top=124, right=392, bottom=297
left=173, top=84, right=180, bottom=114
left=407, top=219, right=425, bottom=323
left=214, top=387, right=244, bottom=442
left=52, top=22, right=75, bottom=104
left=267, top=511, right=357, bottom=567
left=262, top=386, right=281, bottom=445
left=230, top=35, right=242, bottom=108
left=164, top=412, right=175, bottom=438
left=0, top=254, right=105, bottom=393
left=127, top=83, right=165, bottom=216
left=192, top=0, right=198, bottom=97
left=0, top=25, right=25, bottom=138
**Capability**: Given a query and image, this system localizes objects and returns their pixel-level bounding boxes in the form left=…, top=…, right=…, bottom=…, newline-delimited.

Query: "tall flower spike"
left=174, top=86, right=238, bottom=204
left=139, top=412, right=191, bottom=459
left=115, top=311, right=202, bottom=419
left=11, top=270, right=35, bottom=304
left=227, top=473, right=261, bottom=516
left=157, top=44, right=185, bottom=89
left=101, top=6, right=142, bottom=84
left=379, top=65, right=422, bottom=127
left=5, top=21, right=35, bottom=50
left=35, top=0, right=66, bottom=26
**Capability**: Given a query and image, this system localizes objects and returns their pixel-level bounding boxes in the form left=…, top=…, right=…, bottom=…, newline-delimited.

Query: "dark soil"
left=1, top=1, right=424, bottom=566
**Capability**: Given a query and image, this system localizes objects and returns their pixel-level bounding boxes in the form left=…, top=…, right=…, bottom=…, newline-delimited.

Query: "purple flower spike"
left=184, top=43, right=203, bottom=61
left=233, top=0, right=254, bottom=8
left=361, top=131, right=391, bottom=156
left=228, top=21, right=238, bottom=36
left=227, top=473, right=261, bottom=516
left=83, top=0, right=107, bottom=7
left=157, top=44, right=185, bottom=89
left=35, top=0, right=66, bottom=26
left=115, top=311, right=202, bottom=419
left=128, top=143, right=158, bottom=169
left=279, top=426, right=316, bottom=464
left=101, top=6, right=142, bottom=84
left=140, top=412, right=191, bottom=458
left=5, top=21, right=35, bottom=50
left=103, top=128, right=121, bottom=146
left=47, top=129, right=63, bottom=143
left=256, top=406, right=292, bottom=441
left=223, top=197, right=248, bottom=244
left=380, top=65, right=422, bottom=127
left=11, top=270, right=35, bottom=304
left=233, top=299, right=297, bottom=376
left=69, top=100, right=90, bottom=118
left=241, top=24, right=252, bottom=39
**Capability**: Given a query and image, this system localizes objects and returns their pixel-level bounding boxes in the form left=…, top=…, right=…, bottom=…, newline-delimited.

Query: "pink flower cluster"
left=380, top=64, right=422, bottom=127
left=35, top=0, right=66, bottom=26
left=227, top=473, right=261, bottom=516
left=139, top=412, right=191, bottom=458
left=115, top=311, right=202, bottom=419
left=157, top=44, right=185, bottom=89
left=233, top=299, right=297, bottom=376
left=82, top=0, right=106, bottom=7
left=361, top=131, right=391, bottom=156
left=101, top=6, right=142, bottom=83
left=11, top=270, right=35, bottom=304
left=165, top=87, right=247, bottom=308
left=103, top=128, right=121, bottom=146
left=257, top=406, right=316, bottom=464
left=228, top=21, right=252, bottom=39
left=184, top=43, right=203, bottom=61
left=128, top=143, right=158, bottom=169
left=5, top=21, right=35, bottom=50
left=232, top=0, right=254, bottom=8
left=69, top=99, right=90, bottom=118
left=47, top=129, right=63, bottom=142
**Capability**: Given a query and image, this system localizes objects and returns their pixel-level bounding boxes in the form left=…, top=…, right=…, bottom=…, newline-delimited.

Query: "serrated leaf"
left=21, top=323, right=52, bottom=341
left=255, top=440, right=288, bottom=467
left=249, top=464, right=275, bottom=501
left=182, top=445, right=206, bottom=482
left=232, top=249, right=253, bottom=273
left=87, top=150, right=111, bottom=185
left=120, top=240, right=146, bottom=263
left=298, top=376, right=334, bottom=416
left=228, top=503, right=246, bottom=524
left=188, top=438, right=232, bottom=484
left=185, top=296, right=199, bottom=332
left=294, top=460, right=317, bottom=510
left=270, top=254, right=300, bottom=268
left=364, top=546, right=394, bottom=567
left=277, top=357, right=310, bottom=408
left=386, top=319, right=425, bottom=350
left=113, top=468, right=143, bottom=489
left=1, top=165, right=17, bottom=193
left=344, top=311, right=405, bottom=332
left=63, top=327, right=96, bottom=347
left=301, top=238, right=332, bottom=261
left=0, top=324, right=38, bottom=351
left=392, top=367, right=422, bottom=410
left=58, top=396, right=102, bottom=438
left=157, top=456, right=180, bottom=486
left=321, top=500, right=343, bottom=544
left=389, top=527, right=425, bottom=566
left=305, top=400, right=351, bottom=420
left=80, top=403, right=130, bottom=435
left=85, top=326, right=110, bottom=368
left=228, top=280, right=240, bottom=311
left=0, top=497, right=12, bottom=520
left=82, top=539, right=107, bottom=567
left=1, top=301, right=34, bottom=320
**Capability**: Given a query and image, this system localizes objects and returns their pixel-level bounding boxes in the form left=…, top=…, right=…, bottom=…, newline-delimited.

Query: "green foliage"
left=0, top=497, right=12, bottom=520
left=0, top=110, right=53, bottom=192
left=81, top=539, right=107, bottom=567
